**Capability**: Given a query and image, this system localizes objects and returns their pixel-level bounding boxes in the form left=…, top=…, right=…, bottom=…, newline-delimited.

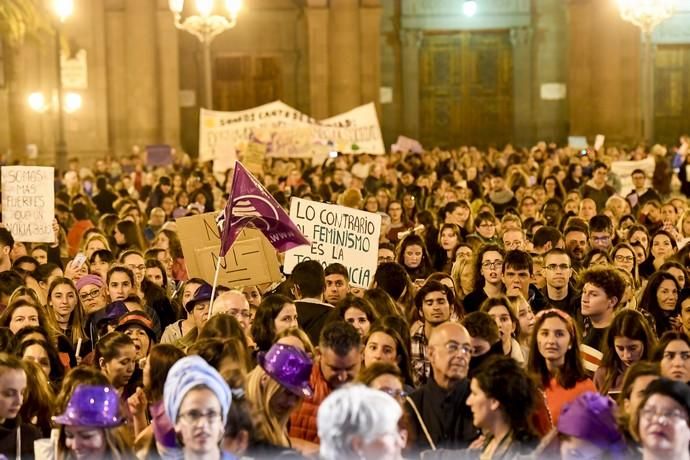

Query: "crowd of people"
left=1, top=137, right=690, bottom=459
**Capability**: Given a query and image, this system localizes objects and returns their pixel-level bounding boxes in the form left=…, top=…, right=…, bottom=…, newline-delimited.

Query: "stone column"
left=400, top=29, right=423, bottom=139
left=157, top=7, right=180, bottom=146
left=329, top=0, right=362, bottom=113
left=533, top=0, right=569, bottom=142
left=359, top=1, right=383, bottom=112
left=125, top=0, right=159, bottom=146
left=305, top=0, right=329, bottom=118
left=510, top=27, right=534, bottom=147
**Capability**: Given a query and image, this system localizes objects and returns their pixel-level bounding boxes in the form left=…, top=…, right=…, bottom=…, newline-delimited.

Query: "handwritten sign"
left=176, top=213, right=282, bottom=288
left=199, top=100, right=385, bottom=161
left=284, top=198, right=381, bottom=288
left=1, top=166, right=55, bottom=242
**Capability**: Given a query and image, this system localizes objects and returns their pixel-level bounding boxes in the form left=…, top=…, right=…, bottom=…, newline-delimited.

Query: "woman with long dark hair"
left=639, top=271, right=681, bottom=336
left=466, top=355, right=540, bottom=458
left=527, top=309, right=596, bottom=424
left=593, top=309, right=656, bottom=395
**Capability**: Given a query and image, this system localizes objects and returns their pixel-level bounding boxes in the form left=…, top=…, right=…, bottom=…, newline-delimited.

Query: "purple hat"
left=558, top=392, right=625, bottom=453
left=76, top=274, right=104, bottom=291
left=258, top=343, right=313, bottom=398
left=185, top=283, right=215, bottom=312
left=53, top=385, right=124, bottom=428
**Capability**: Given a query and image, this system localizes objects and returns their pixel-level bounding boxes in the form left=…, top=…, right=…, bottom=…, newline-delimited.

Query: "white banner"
left=1, top=166, right=55, bottom=242
left=283, top=198, right=381, bottom=288
left=199, top=101, right=385, bottom=162
left=611, top=156, right=655, bottom=197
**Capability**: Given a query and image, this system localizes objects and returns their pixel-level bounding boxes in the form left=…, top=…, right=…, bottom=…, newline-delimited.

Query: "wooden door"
left=213, top=55, right=282, bottom=111
left=419, top=31, right=513, bottom=148
left=655, top=45, right=690, bottom=145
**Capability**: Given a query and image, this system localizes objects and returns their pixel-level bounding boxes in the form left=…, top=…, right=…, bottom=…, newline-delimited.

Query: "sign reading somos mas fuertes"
left=1, top=166, right=55, bottom=243
left=284, top=198, right=381, bottom=288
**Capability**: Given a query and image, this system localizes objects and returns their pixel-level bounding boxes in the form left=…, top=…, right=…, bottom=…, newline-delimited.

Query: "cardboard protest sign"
left=611, top=156, right=655, bottom=197
left=199, top=100, right=385, bottom=161
left=283, top=198, right=381, bottom=288
left=1, top=166, right=55, bottom=242
left=176, top=213, right=281, bottom=288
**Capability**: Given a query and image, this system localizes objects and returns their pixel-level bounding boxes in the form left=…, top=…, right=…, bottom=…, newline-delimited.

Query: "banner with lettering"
left=283, top=198, right=381, bottom=288
left=199, top=101, right=385, bottom=162
left=1, top=166, right=55, bottom=242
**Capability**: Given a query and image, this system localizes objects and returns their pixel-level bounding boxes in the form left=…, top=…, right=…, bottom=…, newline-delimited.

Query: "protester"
left=635, top=378, right=690, bottom=460
left=0, top=353, right=41, bottom=458
left=318, top=384, right=406, bottom=460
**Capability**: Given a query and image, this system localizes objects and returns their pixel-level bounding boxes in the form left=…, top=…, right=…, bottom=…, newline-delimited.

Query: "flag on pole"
left=218, top=161, right=310, bottom=256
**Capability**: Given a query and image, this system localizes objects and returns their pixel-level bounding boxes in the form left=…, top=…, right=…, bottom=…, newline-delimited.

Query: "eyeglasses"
left=545, top=264, right=571, bottom=272
left=614, top=255, right=634, bottom=263
left=229, top=310, right=252, bottom=319
left=445, top=342, right=473, bottom=356
left=378, top=256, right=395, bottom=263
left=127, top=264, right=146, bottom=272
left=481, top=261, right=503, bottom=269
left=79, top=288, right=101, bottom=301
left=379, top=388, right=407, bottom=400
left=640, top=408, right=688, bottom=425
left=479, top=223, right=496, bottom=229
left=178, top=410, right=221, bottom=425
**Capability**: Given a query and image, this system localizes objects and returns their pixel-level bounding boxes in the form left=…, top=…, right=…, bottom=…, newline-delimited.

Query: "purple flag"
left=219, top=161, right=310, bottom=256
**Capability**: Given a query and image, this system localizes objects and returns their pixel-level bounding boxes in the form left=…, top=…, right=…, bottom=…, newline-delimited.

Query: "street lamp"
left=617, top=0, right=675, bottom=143
left=53, top=0, right=74, bottom=172
left=169, top=0, right=242, bottom=109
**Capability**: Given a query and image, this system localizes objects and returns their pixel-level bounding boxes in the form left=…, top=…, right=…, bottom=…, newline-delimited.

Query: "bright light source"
left=226, top=0, right=241, bottom=17
left=64, top=92, right=82, bottom=113
left=28, top=92, right=48, bottom=112
left=169, top=0, right=184, bottom=14
left=54, top=0, right=74, bottom=22
left=463, top=0, right=478, bottom=17
left=195, top=0, right=213, bottom=16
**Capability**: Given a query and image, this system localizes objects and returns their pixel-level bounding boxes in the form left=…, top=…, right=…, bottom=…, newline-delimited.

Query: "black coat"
left=0, top=418, right=41, bottom=460
left=405, top=378, right=479, bottom=452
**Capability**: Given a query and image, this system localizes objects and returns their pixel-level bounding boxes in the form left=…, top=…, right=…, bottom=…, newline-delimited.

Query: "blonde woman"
left=81, top=233, right=111, bottom=259
left=245, top=343, right=313, bottom=450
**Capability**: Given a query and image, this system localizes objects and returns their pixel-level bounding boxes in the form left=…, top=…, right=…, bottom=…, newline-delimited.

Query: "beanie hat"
left=164, top=355, right=231, bottom=425
left=76, top=274, right=104, bottom=292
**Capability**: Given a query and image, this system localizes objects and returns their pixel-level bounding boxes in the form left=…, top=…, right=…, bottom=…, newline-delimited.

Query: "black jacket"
left=295, top=299, right=334, bottom=345
left=0, top=417, right=41, bottom=459
left=405, top=378, right=479, bottom=452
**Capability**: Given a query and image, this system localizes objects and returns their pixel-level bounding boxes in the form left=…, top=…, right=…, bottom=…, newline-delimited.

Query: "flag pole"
left=208, top=254, right=222, bottom=318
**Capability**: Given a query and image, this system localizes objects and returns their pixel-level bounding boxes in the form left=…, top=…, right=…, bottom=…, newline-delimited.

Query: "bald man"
left=406, top=322, right=479, bottom=451
left=212, top=290, right=252, bottom=332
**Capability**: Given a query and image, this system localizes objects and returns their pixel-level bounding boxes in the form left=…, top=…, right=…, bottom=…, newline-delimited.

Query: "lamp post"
left=53, top=0, right=74, bottom=172
left=169, top=0, right=242, bottom=109
left=617, top=0, right=675, bottom=144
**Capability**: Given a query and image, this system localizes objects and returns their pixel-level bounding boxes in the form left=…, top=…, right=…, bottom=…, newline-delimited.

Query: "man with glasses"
left=406, top=322, right=478, bottom=451
left=589, top=215, right=615, bottom=252
left=542, top=249, right=580, bottom=317
left=377, top=242, right=396, bottom=265
left=212, top=290, right=252, bottom=332
left=626, top=168, right=660, bottom=213
left=120, top=250, right=146, bottom=292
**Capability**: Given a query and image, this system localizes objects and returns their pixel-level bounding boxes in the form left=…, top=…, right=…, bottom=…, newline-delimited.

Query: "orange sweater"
left=544, top=377, right=596, bottom=425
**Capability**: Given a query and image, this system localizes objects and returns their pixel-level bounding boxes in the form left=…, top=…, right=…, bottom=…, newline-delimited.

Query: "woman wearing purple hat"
left=53, top=384, right=134, bottom=459
left=245, top=342, right=314, bottom=453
